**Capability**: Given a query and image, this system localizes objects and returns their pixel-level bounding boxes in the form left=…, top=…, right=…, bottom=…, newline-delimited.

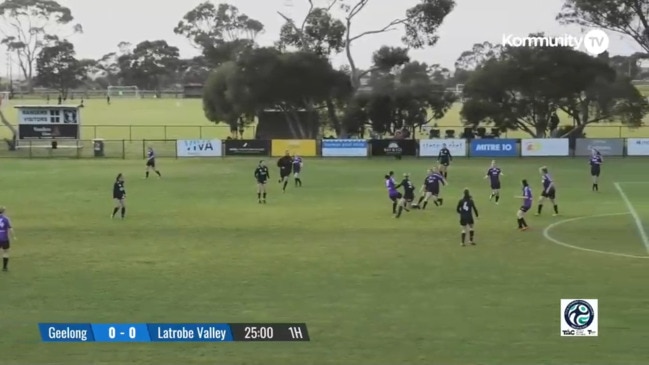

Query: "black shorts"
left=426, top=186, right=440, bottom=195
left=591, top=167, right=600, bottom=177
left=491, top=182, right=501, bottom=190
left=280, top=169, right=291, bottom=178
left=541, top=188, right=556, bottom=199
left=440, top=161, right=450, bottom=167
left=404, top=192, right=415, bottom=201
left=390, top=193, right=402, bottom=201
left=520, top=206, right=530, bottom=212
left=0, top=240, right=9, bottom=249
left=146, top=159, right=155, bottom=167
left=257, top=179, right=267, bottom=184
left=459, top=216, right=474, bottom=226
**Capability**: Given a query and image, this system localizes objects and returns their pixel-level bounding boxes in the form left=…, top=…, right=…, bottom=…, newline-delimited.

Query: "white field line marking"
left=614, top=182, right=649, bottom=253
left=613, top=181, right=649, bottom=184
left=542, top=213, right=649, bottom=259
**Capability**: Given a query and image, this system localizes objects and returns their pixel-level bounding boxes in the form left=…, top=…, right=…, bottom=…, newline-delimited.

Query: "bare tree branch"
left=348, top=18, right=408, bottom=42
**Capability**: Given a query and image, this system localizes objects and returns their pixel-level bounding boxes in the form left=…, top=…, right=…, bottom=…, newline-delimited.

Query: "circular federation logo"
left=564, top=300, right=595, bottom=329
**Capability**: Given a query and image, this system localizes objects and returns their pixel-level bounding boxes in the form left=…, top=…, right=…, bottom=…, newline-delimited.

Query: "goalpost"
left=107, top=86, right=140, bottom=98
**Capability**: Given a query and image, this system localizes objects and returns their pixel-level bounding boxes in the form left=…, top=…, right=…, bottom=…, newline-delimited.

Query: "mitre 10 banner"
left=370, top=139, right=417, bottom=156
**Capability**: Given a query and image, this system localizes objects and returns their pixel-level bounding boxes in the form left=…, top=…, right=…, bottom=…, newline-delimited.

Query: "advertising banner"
left=370, top=139, right=417, bottom=156
left=18, top=124, right=79, bottom=139
left=419, top=139, right=467, bottom=157
left=521, top=139, right=569, bottom=156
left=627, top=138, right=649, bottom=156
left=271, top=139, right=317, bottom=157
left=176, top=139, right=222, bottom=157
left=223, top=139, right=270, bottom=156
left=469, top=139, right=517, bottom=157
left=575, top=139, right=623, bottom=156
left=322, top=139, right=367, bottom=157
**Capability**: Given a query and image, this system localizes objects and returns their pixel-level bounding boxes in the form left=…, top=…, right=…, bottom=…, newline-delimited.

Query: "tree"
left=116, top=40, right=180, bottom=90
left=278, top=0, right=455, bottom=136
left=557, top=0, right=649, bottom=52
left=203, top=47, right=351, bottom=138
left=174, top=2, right=264, bottom=65
left=277, top=1, right=345, bottom=57
left=461, top=43, right=649, bottom=137
left=0, top=0, right=82, bottom=90
left=35, top=40, right=86, bottom=98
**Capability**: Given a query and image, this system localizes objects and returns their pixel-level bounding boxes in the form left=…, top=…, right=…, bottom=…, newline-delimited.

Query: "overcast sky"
left=0, top=0, right=643, bottom=77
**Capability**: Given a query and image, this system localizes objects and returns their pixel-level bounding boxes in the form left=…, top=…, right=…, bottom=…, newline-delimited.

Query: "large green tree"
left=461, top=42, right=649, bottom=137
left=35, top=40, right=86, bottom=98
left=0, top=0, right=82, bottom=90
left=116, top=40, right=180, bottom=90
left=174, top=2, right=264, bottom=65
left=203, top=47, right=350, bottom=138
left=557, top=0, right=649, bottom=52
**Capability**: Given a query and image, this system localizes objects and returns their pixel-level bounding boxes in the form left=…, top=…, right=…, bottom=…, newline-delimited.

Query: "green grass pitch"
left=4, top=98, right=649, bottom=139
left=1, top=157, right=649, bottom=364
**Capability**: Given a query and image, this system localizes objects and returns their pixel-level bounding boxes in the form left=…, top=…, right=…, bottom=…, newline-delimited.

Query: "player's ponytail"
left=115, top=173, right=122, bottom=181
left=384, top=174, right=390, bottom=179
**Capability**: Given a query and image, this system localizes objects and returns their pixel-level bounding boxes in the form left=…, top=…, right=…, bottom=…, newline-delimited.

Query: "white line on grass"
left=614, top=182, right=649, bottom=253
left=543, top=213, right=649, bottom=259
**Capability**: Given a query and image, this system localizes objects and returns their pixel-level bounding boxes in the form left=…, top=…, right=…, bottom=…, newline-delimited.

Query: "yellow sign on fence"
left=271, top=139, right=316, bottom=156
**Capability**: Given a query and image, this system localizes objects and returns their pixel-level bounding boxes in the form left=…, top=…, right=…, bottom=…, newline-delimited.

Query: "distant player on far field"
left=254, top=160, right=270, bottom=204
left=277, top=151, right=293, bottom=192
left=0, top=206, right=16, bottom=271
left=456, top=188, right=478, bottom=246
left=292, top=154, right=303, bottom=187
left=145, top=146, right=161, bottom=179
left=112, top=173, right=126, bottom=219
left=485, top=160, right=503, bottom=203
left=514, top=179, right=532, bottom=230
left=590, top=149, right=602, bottom=191
left=437, top=143, right=452, bottom=179
left=536, top=166, right=558, bottom=216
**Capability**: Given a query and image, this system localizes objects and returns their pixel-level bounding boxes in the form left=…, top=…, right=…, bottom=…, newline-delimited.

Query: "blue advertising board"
left=470, top=139, right=517, bottom=157
left=322, top=139, right=367, bottom=156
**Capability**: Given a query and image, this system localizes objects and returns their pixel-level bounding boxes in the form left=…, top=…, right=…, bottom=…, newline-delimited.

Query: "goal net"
left=0, top=91, right=9, bottom=109
left=107, top=86, right=140, bottom=98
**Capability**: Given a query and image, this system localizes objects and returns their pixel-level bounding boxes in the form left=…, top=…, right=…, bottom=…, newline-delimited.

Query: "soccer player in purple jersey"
left=292, top=154, right=303, bottom=187
left=514, top=179, right=532, bottom=230
left=590, top=149, right=602, bottom=191
left=112, top=173, right=126, bottom=219
left=0, top=207, right=16, bottom=271
left=145, top=146, right=161, bottom=179
left=415, top=168, right=446, bottom=209
left=456, top=189, right=478, bottom=246
left=385, top=171, right=402, bottom=215
left=484, top=160, right=503, bottom=203
left=536, top=166, right=558, bottom=216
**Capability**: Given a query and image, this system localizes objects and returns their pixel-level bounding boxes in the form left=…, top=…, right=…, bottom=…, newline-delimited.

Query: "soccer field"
left=2, top=157, right=649, bottom=364
left=5, top=98, right=649, bottom=139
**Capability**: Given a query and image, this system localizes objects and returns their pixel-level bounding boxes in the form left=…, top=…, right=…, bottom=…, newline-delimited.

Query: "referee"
left=277, top=151, right=293, bottom=192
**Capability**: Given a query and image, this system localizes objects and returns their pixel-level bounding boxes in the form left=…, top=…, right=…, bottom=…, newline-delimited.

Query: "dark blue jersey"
left=486, top=167, right=502, bottom=185
left=590, top=155, right=602, bottom=167
left=255, top=166, right=270, bottom=181
left=113, top=181, right=125, bottom=198
left=542, top=173, right=553, bottom=190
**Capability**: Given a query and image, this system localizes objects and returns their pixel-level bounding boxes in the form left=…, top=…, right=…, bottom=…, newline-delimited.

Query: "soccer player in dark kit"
left=145, top=146, right=161, bottom=179
left=394, top=173, right=416, bottom=218
left=536, top=166, right=558, bottom=216
left=0, top=207, right=16, bottom=271
left=590, top=149, right=602, bottom=191
left=385, top=171, right=402, bottom=215
left=292, top=154, right=303, bottom=187
left=485, top=160, right=503, bottom=203
left=456, top=189, right=478, bottom=246
left=277, top=150, right=293, bottom=192
left=437, top=143, right=452, bottom=179
left=415, top=167, right=446, bottom=209
left=112, top=173, right=126, bottom=219
left=515, top=179, right=532, bottom=230
left=254, top=160, right=270, bottom=204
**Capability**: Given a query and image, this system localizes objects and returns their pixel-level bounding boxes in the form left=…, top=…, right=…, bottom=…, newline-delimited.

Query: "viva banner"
left=419, top=139, right=466, bottom=157
left=271, top=139, right=316, bottom=157
left=322, top=139, right=367, bottom=156
left=627, top=138, right=649, bottom=155
left=521, top=139, right=569, bottom=156
left=176, top=139, right=222, bottom=157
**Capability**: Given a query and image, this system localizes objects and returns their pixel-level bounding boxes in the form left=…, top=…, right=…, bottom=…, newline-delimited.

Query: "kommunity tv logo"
left=502, top=29, right=609, bottom=56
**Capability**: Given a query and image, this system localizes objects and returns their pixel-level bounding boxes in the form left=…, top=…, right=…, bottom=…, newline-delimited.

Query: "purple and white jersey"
left=0, top=214, right=11, bottom=241
left=386, top=177, right=398, bottom=197
left=542, top=174, right=553, bottom=190
left=522, top=186, right=533, bottom=208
